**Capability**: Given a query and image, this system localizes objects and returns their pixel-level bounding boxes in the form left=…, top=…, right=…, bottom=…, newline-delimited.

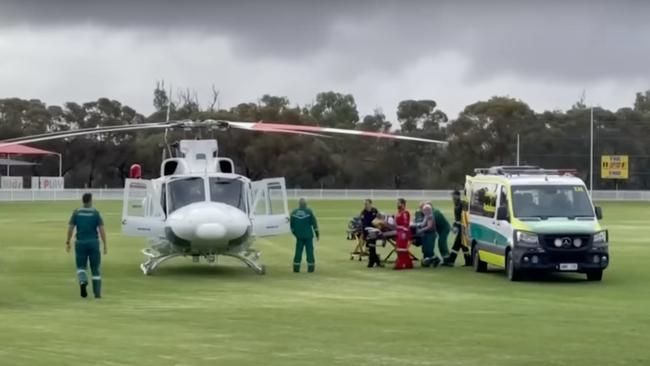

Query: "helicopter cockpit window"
left=209, top=177, right=246, bottom=212
left=168, top=177, right=206, bottom=213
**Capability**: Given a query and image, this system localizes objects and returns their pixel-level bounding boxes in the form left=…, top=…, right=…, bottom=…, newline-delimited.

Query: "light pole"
left=590, top=107, right=594, bottom=195
left=516, top=133, right=520, bottom=166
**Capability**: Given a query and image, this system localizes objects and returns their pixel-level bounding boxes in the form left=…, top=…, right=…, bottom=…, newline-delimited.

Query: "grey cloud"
left=1, top=0, right=649, bottom=83
left=0, top=0, right=373, bottom=57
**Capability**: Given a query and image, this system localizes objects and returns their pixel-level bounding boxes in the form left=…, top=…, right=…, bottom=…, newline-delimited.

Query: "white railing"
left=0, top=189, right=124, bottom=202
left=1, top=188, right=650, bottom=202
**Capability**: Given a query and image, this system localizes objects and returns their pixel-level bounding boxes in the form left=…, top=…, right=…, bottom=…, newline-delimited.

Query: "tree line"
left=1, top=85, right=650, bottom=190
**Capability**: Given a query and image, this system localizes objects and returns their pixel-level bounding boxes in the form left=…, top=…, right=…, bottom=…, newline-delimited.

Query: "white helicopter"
left=0, top=119, right=446, bottom=275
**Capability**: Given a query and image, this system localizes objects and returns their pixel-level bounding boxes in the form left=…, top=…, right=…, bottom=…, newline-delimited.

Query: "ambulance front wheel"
left=506, top=251, right=522, bottom=281
left=472, top=245, right=487, bottom=273
left=586, top=269, right=603, bottom=281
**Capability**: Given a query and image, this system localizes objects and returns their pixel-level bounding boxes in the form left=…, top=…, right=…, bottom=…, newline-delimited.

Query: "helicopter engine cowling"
left=166, top=201, right=250, bottom=252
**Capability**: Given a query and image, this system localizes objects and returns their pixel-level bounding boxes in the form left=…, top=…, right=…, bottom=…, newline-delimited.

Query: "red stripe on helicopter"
left=251, top=122, right=395, bottom=138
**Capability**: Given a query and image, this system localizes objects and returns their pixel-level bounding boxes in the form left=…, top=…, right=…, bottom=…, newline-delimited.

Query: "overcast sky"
left=0, top=0, right=649, bottom=120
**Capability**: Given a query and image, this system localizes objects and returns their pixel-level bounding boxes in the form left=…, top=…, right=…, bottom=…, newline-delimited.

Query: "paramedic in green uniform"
left=66, top=193, right=107, bottom=298
left=290, top=198, right=319, bottom=273
left=431, top=204, right=452, bottom=266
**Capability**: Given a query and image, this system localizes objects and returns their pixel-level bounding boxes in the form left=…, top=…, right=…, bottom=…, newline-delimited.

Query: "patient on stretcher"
left=366, top=213, right=396, bottom=242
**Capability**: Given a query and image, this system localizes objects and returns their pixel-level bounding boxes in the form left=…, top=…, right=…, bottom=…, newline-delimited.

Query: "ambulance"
left=462, top=166, right=609, bottom=281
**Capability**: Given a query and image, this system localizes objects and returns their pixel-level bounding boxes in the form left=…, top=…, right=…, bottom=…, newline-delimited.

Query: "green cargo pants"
left=75, top=240, right=102, bottom=298
left=436, top=229, right=450, bottom=259
left=293, top=238, right=315, bottom=273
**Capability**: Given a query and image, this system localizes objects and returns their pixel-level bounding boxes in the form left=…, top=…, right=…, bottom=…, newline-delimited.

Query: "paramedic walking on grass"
left=66, top=193, right=107, bottom=299
left=291, top=198, right=319, bottom=273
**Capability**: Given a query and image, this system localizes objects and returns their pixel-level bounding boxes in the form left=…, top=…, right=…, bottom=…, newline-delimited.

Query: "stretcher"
left=346, top=215, right=419, bottom=263
left=346, top=217, right=367, bottom=261
left=364, top=227, right=419, bottom=263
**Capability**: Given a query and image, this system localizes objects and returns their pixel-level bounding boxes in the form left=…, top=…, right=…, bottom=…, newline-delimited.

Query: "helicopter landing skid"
left=140, top=248, right=182, bottom=276
left=224, top=249, right=266, bottom=275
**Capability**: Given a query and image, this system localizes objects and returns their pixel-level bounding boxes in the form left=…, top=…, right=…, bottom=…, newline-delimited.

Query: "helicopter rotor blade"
left=0, top=123, right=173, bottom=148
left=0, top=118, right=445, bottom=148
left=224, top=122, right=330, bottom=138
left=226, top=121, right=448, bottom=145
left=0, top=122, right=172, bottom=143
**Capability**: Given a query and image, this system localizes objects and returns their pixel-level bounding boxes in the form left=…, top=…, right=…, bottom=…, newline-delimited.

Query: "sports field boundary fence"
left=1, top=189, right=649, bottom=202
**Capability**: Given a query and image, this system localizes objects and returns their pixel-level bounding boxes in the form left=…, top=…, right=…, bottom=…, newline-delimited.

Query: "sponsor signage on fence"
left=1, top=176, right=23, bottom=189
left=601, top=155, right=629, bottom=179
left=33, top=177, right=65, bottom=190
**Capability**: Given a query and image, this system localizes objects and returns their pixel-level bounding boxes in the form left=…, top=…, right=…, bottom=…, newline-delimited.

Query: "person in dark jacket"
left=360, top=199, right=382, bottom=267
left=444, top=190, right=472, bottom=266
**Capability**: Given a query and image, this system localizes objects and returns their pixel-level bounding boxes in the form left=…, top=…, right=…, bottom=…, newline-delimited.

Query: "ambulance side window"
left=470, top=182, right=498, bottom=218
left=469, top=184, right=484, bottom=214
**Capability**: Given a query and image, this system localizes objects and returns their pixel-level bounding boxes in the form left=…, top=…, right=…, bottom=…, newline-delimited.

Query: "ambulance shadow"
left=524, top=272, right=589, bottom=283
left=483, top=269, right=589, bottom=283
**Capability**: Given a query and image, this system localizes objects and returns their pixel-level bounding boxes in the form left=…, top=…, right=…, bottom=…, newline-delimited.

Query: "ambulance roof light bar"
left=474, top=166, right=577, bottom=177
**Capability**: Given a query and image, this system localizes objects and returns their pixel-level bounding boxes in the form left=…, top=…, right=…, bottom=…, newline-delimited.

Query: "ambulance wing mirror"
left=496, top=206, right=509, bottom=222
left=594, top=206, right=603, bottom=220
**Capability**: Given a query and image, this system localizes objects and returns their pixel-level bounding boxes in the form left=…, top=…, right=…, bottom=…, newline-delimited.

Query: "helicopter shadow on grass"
left=151, top=264, right=261, bottom=279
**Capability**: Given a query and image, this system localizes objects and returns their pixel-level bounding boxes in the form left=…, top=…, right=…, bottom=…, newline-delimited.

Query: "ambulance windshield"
left=209, top=177, right=246, bottom=212
left=512, top=185, right=594, bottom=219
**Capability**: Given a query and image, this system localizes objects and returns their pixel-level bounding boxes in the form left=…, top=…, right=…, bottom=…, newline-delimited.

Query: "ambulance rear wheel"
left=472, top=245, right=487, bottom=273
left=586, top=270, right=603, bottom=281
left=506, top=251, right=522, bottom=281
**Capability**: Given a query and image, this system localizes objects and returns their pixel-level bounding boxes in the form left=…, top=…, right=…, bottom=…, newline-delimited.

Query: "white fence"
left=1, top=188, right=650, bottom=202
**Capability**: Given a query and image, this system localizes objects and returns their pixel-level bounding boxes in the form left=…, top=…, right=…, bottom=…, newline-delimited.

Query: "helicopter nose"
left=167, top=202, right=250, bottom=242
left=195, top=223, right=227, bottom=240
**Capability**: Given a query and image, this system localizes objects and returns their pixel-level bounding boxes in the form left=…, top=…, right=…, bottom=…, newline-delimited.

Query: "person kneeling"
left=417, top=204, right=440, bottom=268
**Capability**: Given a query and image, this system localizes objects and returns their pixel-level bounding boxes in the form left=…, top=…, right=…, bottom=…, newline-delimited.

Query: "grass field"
left=0, top=200, right=649, bottom=366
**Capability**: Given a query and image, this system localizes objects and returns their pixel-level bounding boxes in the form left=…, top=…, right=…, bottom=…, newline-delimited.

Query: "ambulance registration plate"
left=559, top=263, right=578, bottom=271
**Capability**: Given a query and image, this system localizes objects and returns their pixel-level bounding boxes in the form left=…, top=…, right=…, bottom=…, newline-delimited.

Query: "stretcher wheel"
left=350, top=256, right=354, bottom=260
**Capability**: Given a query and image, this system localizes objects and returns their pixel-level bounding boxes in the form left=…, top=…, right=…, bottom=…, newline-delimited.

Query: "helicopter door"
left=122, top=179, right=166, bottom=237
left=251, top=178, right=290, bottom=237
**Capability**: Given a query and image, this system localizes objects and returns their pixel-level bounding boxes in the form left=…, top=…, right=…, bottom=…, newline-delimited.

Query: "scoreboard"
left=601, top=155, right=629, bottom=179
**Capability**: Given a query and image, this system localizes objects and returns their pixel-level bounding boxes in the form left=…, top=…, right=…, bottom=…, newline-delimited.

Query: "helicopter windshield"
left=209, top=177, right=246, bottom=212
left=168, top=177, right=206, bottom=213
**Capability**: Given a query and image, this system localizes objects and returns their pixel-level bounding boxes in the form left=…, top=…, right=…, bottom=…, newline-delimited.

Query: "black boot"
left=431, top=257, right=441, bottom=268
left=80, top=282, right=88, bottom=298
left=463, top=253, right=472, bottom=266
left=372, top=252, right=384, bottom=267
left=368, top=246, right=377, bottom=267
left=445, top=252, right=458, bottom=266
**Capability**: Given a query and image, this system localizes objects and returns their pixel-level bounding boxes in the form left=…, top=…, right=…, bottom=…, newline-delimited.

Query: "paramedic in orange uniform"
left=394, top=198, right=413, bottom=270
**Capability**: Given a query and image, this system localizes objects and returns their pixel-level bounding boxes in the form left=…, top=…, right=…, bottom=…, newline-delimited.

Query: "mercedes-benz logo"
left=561, top=237, right=572, bottom=246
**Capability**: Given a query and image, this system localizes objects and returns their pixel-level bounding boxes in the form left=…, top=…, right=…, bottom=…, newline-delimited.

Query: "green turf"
left=0, top=200, right=648, bottom=366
